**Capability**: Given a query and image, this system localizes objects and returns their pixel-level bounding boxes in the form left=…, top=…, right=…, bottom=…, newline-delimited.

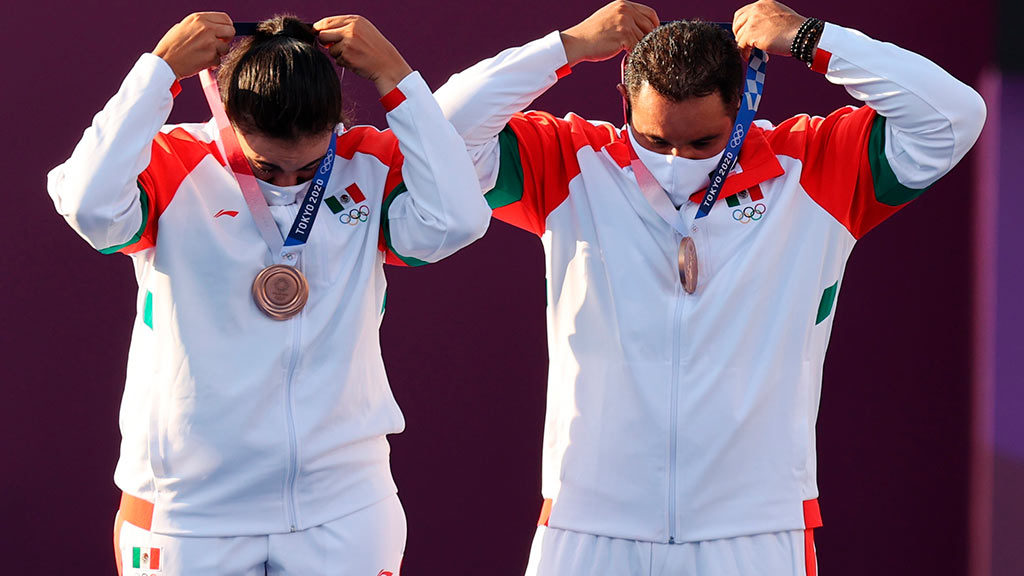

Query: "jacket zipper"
left=283, top=310, right=302, bottom=532
left=668, top=233, right=686, bottom=544
left=280, top=214, right=304, bottom=533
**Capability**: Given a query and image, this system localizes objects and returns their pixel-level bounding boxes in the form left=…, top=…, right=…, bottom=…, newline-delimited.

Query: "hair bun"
left=253, top=15, right=316, bottom=45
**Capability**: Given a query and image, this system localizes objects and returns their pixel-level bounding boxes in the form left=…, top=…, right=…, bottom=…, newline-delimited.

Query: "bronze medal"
left=252, top=264, right=309, bottom=320
left=678, top=237, right=698, bottom=294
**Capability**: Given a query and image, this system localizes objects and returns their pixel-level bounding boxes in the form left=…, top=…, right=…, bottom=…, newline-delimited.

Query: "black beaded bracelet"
left=789, top=19, right=811, bottom=58
left=790, top=17, right=825, bottom=66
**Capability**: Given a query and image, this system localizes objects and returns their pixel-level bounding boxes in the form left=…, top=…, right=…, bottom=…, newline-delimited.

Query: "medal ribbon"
left=696, top=44, right=766, bottom=218
left=198, top=69, right=337, bottom=263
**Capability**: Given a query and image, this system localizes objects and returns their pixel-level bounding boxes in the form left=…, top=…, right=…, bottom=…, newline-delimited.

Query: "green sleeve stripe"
left=143, top=290, right=154, bottom=329
left=485, top=126, right=526, bottom=210
left=99, top=182, right=150, bottom=254
left=380, top=181, right=429, bottom=267
left=815, top=281, right=839, bottom=325
left=868, top=114, right=929, bottom=206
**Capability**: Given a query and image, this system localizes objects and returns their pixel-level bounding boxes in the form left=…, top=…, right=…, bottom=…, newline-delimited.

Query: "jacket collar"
left=685, top=125, right=784, bottom=204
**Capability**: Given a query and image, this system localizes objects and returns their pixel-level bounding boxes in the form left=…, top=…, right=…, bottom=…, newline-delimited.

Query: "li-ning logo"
left=341, top=205, right=371, bottom=225
left=214, top=209, right=239, bottom=218
left=732, top=203, right=766, bottom=224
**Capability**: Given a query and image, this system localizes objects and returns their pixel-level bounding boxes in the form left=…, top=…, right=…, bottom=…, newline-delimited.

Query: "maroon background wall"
left=0, top=1, right=992, bottom=574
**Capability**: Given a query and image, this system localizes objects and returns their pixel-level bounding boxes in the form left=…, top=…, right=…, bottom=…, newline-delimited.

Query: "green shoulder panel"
left=486, top=126, right=526, bottom=210
left=380, top=181, right=429, bottom=267
left=99, top=183, right=150, bottom=254
left=868, top=115, right=929, bottom=206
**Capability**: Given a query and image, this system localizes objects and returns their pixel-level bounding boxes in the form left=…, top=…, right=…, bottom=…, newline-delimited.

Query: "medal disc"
left=252, top=264, right=309, bottom=320
left=678, top=237, right=698, bottom=294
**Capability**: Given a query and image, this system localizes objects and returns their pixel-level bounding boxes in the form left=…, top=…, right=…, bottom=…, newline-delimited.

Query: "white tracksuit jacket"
left=47, top=54, right=491, bottom=536
left=435, top=24, right=985, bottom=543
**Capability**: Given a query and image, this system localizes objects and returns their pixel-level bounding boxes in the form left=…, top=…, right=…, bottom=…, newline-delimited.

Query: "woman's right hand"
left=153, top=12, right=236, bottom=79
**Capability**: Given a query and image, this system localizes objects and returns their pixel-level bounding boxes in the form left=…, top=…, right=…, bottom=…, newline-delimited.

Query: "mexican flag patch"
left=132, top=546, right=161, bottom=571
left=325, top=182, right=368, bottom=214
left=725, top=185, right=764, bottom=207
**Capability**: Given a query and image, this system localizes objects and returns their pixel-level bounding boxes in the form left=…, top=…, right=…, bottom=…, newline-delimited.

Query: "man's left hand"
left=732, top=0, right=808, bottom=59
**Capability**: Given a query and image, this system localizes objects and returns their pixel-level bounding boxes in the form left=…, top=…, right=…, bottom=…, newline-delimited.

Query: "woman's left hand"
left=314, top=16, right=413, bottom=96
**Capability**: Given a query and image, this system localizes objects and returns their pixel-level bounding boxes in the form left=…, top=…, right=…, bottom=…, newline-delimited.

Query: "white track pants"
left=114, top=493, right=405, bottom=576
left=524, top=525, right=818, bottom=576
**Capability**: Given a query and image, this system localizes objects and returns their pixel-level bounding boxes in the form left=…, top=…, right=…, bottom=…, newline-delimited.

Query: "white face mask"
left=628, top=127, right=724, bottom=207
left=256, top=179, right=310, bottom=206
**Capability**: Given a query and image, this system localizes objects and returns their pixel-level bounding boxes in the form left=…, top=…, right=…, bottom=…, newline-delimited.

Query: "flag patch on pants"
left=132, top=546, right=161, bottom=572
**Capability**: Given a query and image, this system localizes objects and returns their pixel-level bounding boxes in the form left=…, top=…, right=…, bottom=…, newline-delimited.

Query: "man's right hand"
left=560, top=1, right=659, bottom=67
left=153, top=12, right=235, bottom=80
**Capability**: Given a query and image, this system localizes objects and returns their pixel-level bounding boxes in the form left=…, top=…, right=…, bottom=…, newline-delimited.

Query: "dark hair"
left=623, top=20, right=744, bottom=112
left=218, top=15, right=345, bottom=140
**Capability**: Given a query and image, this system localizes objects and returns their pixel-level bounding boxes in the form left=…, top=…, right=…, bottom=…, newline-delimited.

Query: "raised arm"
left=433, top=2, right=658, bottom=234
left=47, top=13, right=234, bottom=254
left=316, top=16, right=490, bottom=264
left=733, top=0, right=986, bottom=235
left=437, top=1, right=656, bottom=148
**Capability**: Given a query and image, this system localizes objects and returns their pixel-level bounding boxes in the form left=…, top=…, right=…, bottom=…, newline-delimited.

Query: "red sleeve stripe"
left=170, top=80, right=182, bottom=98
left=555, top=64, right=572, bottom=79
left=380, top=87, right=407, bottom=112
left=811, top=49, right=832, bottom=75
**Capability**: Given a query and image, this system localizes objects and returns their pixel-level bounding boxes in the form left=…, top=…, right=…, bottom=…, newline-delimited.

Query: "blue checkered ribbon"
left=695, top=43, right=767, bottom=219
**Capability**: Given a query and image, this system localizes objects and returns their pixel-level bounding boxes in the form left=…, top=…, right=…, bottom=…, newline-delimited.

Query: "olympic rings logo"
left=319, top=152, right=335, bottom=174
left=729, top=123, right=745, bottom=149
left=340, top=205, right=371, bottom=225
left=732, top=203, right=766, bottom=224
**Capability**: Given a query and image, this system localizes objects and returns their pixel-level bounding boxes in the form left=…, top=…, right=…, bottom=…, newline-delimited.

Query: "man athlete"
left=435, top=1, right=985, bottom=574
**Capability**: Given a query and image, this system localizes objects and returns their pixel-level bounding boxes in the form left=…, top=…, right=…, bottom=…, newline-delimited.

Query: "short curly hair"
left=624, top=20, right=744, bottom=111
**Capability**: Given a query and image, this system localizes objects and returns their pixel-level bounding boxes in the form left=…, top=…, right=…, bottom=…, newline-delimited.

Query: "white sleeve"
left=433, top=31, right=568, bottom=191
left=47, top=53, right=176, bottom=252
left=817, top=23, right=986, bottom=189
left=383, top=71, right=492, bottom=263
